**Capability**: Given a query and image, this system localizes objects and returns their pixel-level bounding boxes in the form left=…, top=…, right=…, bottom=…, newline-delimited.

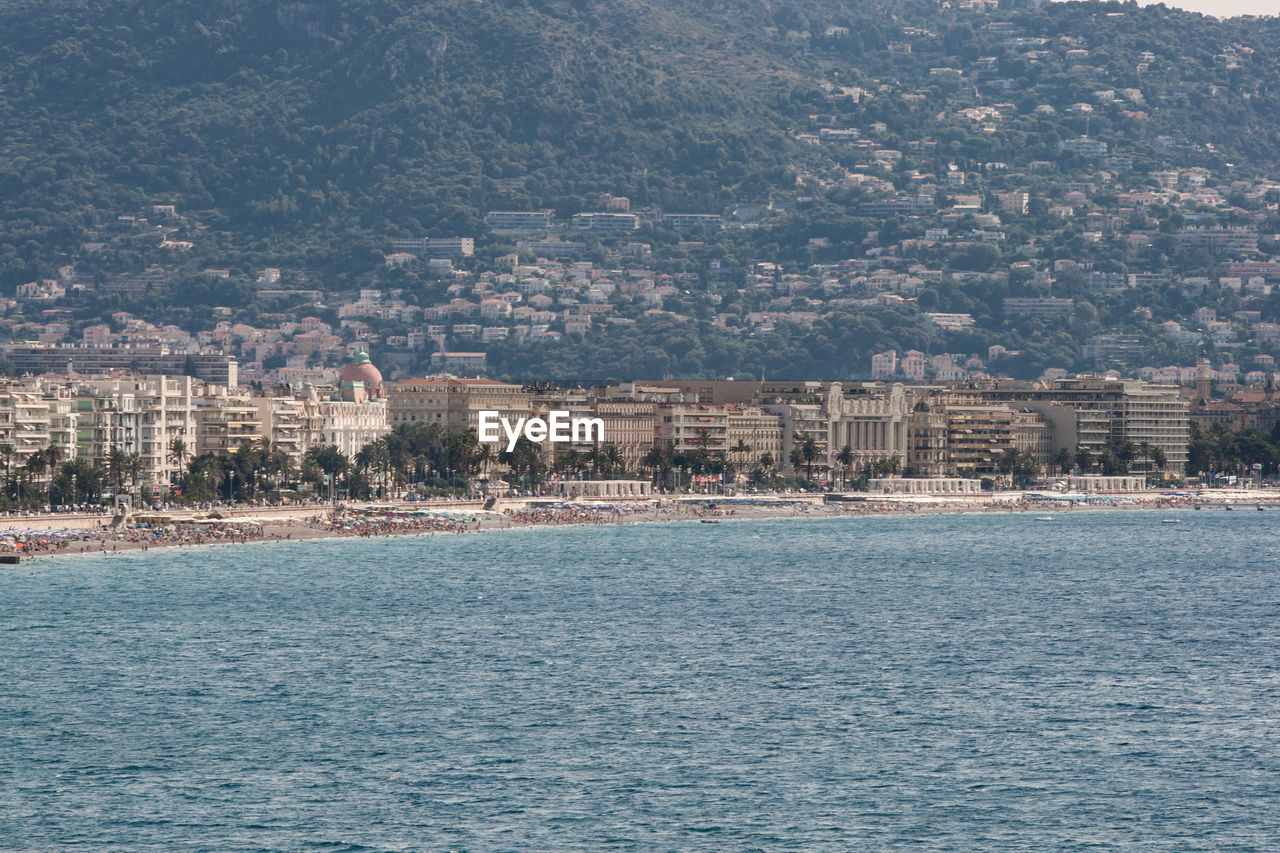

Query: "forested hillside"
left=4, top=0, right=1280, bottom=381
left=0, top=0, right=830, bottom=286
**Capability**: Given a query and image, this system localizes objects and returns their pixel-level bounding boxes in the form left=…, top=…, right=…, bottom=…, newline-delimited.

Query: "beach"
left=2, top=486, right=1273, bottom=562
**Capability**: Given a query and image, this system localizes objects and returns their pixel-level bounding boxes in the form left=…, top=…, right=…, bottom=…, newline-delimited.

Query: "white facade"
left=318, top=400, right=390, bottom=457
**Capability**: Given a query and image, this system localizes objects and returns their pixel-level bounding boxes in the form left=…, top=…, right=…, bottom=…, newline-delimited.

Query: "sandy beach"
left=3, top=485, right=1273, bottom=564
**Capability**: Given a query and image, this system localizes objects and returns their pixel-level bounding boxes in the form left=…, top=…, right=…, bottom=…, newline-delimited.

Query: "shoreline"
left=6, top=488, right=1271, bottom=564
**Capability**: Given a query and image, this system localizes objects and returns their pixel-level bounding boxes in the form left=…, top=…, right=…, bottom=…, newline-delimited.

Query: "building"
left=871, top=351, right=898, bottom=380
left=1004, top=297, right=1074, bottom=319
left=571, top=213, right=639, bottom=231
left=941, top=401, right=1017, bottom=474
left=860, top=197, right=934, bottom=216
left=1058, top=137, right=1108, bottom=157
left=252, top=394, right=319, bottom=474
left=655, top=403, right=729, bottom=455
left=195, top=389, right=265, bottom=457
left=981, top=379, right=1187, bottom=475
left=388, top=377, right=532, bottom=433
left=553, top=480, right=652, bottom=498
left=592, top=399, right=659, bottom=471
left=521, top=240, right=586, bottom=258
left=901, top=350, right=926, bottom=382
left=907, top=398, right=949, bottom=477
left=725, top=406, right=784, bottom=469
left=828, top=383, right=912, bottom=474
left=662, top=213, right=724, bottom=230
left=316, top=398, right=389, bottom=458
left=1083, top=334, right=1146, bottom=364
left=867, top=477, right=982, bottom=494
left=75, top=375, right=198, bottom=491
left=924, top=313, right=976, bottom=332
left=0, top=345, right=238, bottom=386
left=430, top=352, right=487, bottom=374
left=484, top=210, right=554, bottom=231
left=338, top=350, right=385, bottom=404
left=1179, top=226, right=1258, bottom=257
left=998, top=191, right=1029, bottom=215
left=389, top=236, right=475, bottom=257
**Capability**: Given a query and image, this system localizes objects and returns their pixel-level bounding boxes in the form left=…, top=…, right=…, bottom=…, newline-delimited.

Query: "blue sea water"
left=2, top=510, right=1279, bottom=851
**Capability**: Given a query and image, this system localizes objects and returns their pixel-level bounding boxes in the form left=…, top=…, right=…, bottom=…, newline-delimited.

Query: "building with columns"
left=827, top=383, right=912, bottom=473
left=553, top=480, right=652, bottom=498
left=867, top=477, right=982, bottom=494
left=388, top=377, right=531, bottom=432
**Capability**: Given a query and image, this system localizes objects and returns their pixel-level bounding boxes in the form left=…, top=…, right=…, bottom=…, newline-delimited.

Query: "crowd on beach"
left=7, top=489, right=1277, bottom=560
left=319, top=513, right=478, bottom=536
left=503, top=503, right=651, bottom=526
left=1, top=520, right=279, bottom=556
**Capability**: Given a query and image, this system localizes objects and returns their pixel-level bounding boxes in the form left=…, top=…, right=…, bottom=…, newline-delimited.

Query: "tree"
left=1053, top=447, right=1072, bottom=477
left=998, top=447, right=1021, bottom=480
left=306, top=445, right=349, bottom=502
left=643, top=444, right=675, bottom=489
left=107, top=448, right=130, bottom=493
left=43, top=444, right=65, bottom=504
left=799, top=434, right=820, bottom=484
left=836, top=444, right=854, bottom=489
left=1150, top=446, right=1168, bottom=481
left=23, top=452, right=48, bottom=502
left=1013, top=453, right=1041, bottom=489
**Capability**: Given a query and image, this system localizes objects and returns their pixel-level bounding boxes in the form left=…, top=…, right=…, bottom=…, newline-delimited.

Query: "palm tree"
left=270, top=449, right=295, bottom=496
left=1053, top=447, right=1072, bottom=478
left=306, top=445, right=349, bottom=503
left=1150, top=446, right=1167, bottom=482
left=998, top=447, right=1021, bottom=483
left=799, top=434, right=819, bottom=484
left=0, top=443, right=13, bottom=481
left=125, top=453, right=144, bottom=493
left=43, top=444, right=65, bottom=504
left=23, top=452, right=47, bottom=503
left=1136, top=441, right=1154, bottom=480
left=167, top=437, right=189, bottom=473
left=836, top=444, right=854, bottom=490
left=642, top=444, right=673, bottom=489
left=603, top=443, right=624, bottom=479
left=107, top=448, right=130, bottom=494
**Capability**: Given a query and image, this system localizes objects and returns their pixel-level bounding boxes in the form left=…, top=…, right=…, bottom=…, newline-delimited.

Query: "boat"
left=1162, top=518, right=1181, bottom=524
left=700, top=519, right=720, bottom=524
left=1034, top=516, right=1054, bottom=521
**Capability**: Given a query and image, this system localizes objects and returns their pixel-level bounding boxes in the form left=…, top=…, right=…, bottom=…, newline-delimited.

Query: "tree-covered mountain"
left=0, top=0, right=845, bottom=286
left=5, top=0, right=1280, bottom=381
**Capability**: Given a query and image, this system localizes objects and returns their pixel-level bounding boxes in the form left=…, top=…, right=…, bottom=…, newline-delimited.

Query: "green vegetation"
left=5, top=1, right=1280, bottom=378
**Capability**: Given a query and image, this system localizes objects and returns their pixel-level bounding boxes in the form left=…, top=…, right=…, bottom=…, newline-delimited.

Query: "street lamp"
left=227, top=470, right=235, bottom=503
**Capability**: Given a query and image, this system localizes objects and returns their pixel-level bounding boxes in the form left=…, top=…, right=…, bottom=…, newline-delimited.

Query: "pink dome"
left=339, top=351, right=382, bottom=390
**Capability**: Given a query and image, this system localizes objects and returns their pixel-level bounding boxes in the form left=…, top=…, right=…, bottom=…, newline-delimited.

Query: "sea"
left=2, top=510, right=1278, bottom=851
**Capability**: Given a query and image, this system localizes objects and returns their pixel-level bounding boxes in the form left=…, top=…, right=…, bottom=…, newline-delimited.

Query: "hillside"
left=4, top=1, right=1280, bottom=381
left=0, top=0, right=828, bottom=286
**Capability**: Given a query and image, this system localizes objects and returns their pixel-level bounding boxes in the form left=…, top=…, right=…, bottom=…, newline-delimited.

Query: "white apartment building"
left=75, top=375, right=199, bottom=490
